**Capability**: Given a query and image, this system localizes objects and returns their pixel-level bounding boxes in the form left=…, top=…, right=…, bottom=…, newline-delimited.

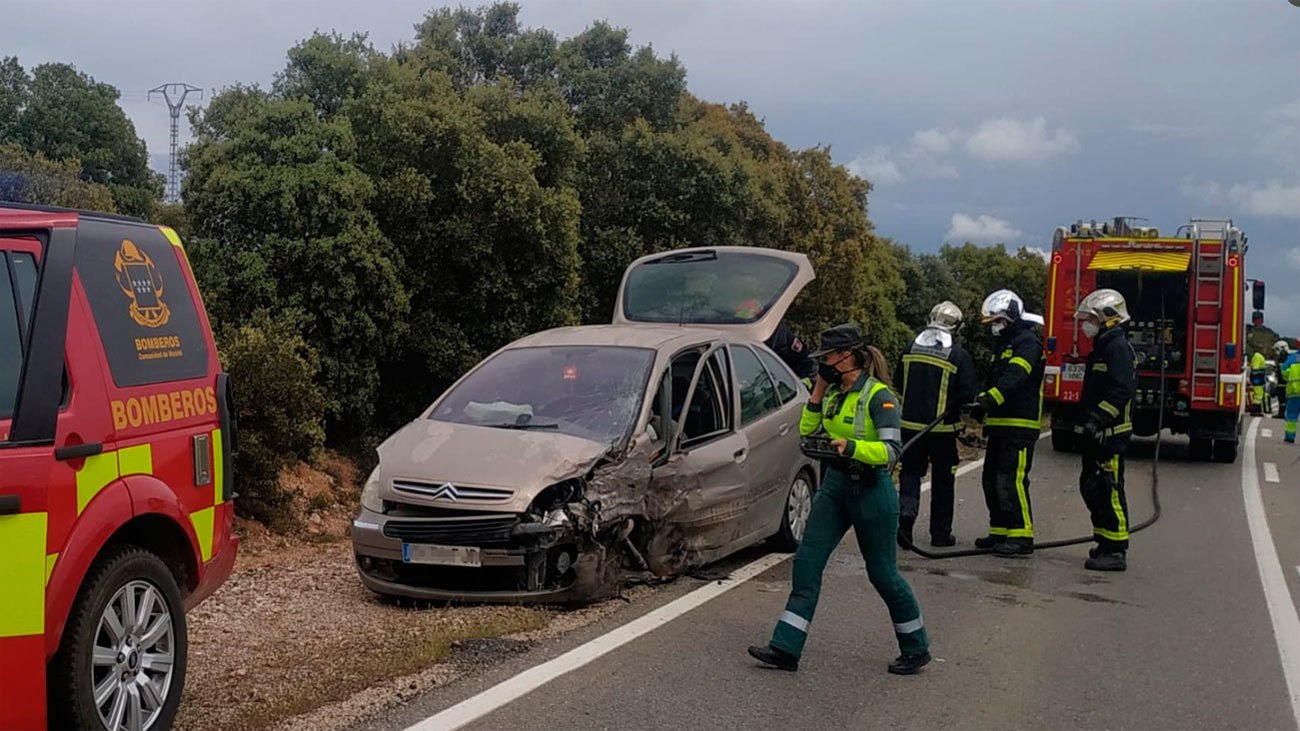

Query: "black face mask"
left=818, top=354, right=851, bottom=383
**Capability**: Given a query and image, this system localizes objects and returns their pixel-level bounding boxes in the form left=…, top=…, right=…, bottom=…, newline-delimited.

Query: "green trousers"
left=770, top=466, right=929, bottom=658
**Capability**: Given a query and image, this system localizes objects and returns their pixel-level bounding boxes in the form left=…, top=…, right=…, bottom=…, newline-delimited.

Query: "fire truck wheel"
left=1212, top=439, right=1238, bottom=464
left=1189, top=436, right=1213, bottom=457
left=49, top=545, right=187, bottom=731
left=1051, top=427, right=1076, bottom=453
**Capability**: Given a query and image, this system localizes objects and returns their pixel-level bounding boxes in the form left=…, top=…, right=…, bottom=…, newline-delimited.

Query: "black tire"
left=1051, top=427, right=1076, bottom=453
left=1189, top=436, right=1213, bottom=458
left=1212, top=439, right=1238, bottom=463
left=50, top=546, right=187, bottom=731
left=775, top=470, right=816, bottom=551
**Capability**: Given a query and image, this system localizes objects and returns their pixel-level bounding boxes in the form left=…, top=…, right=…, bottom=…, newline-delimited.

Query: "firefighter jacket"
left=1078, top=325, right=1135, bottom=445
left=801, top=375, right=902, bottom=471
left=983, top=320, right=1045, bottom=441
left=893, top=329, right=979, bottom=433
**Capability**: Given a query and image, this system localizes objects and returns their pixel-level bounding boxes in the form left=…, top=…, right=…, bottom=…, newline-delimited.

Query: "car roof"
left=507, top=324, right=755, bottom=352
left=0, top=201, right=147, bottom=225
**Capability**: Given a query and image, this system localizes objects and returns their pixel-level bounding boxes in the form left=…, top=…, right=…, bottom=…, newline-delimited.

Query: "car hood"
left=376, top=419, right=614, bottom=512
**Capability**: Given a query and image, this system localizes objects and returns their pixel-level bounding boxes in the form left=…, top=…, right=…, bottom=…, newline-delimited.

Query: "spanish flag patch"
left=882, top=402, right=895, bottom=409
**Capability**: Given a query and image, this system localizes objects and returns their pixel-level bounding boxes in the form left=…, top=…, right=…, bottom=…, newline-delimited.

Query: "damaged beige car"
left=352, top=247, right=819, bottom=602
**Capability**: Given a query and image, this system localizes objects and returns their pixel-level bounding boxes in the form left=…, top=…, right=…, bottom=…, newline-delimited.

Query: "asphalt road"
left=358, top=416, right=1300, bottom=730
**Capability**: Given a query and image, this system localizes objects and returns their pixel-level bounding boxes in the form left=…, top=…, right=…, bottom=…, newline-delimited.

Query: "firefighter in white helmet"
left=1073, top=289, right=1136, bottom=571
left=894, top=301, right=978, bottom=547
left=971, top=289, right=1045, bottom=557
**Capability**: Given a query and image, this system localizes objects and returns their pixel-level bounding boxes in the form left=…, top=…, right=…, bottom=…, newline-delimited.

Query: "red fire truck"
left=1043, top=217, right=1253, bottom=463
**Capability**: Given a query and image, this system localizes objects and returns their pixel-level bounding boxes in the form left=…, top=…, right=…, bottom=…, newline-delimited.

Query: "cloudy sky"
left=5, top=0, right=1300, bottom=330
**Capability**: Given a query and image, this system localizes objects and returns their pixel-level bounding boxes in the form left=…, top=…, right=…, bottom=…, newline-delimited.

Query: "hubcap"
left=786, top=477, right=813, bottom=542
left=92, top=580, right=174, bottom=731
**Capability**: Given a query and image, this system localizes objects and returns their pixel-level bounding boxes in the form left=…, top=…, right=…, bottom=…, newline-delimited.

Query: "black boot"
left=993, top=539, right=1033, bottom=558
left=1088, top=544, right=1103, bottom=559
left=888, top=651, right=932, bottom=675
left=748, top=644, right=799, bottom=671
left=974, top=535, right=1005, bottom=549
left=897, top=514, right=916, bottom=548
left=1085, top=551, right=1127, bottom=572
left=930, top=533, right=957, bottom=547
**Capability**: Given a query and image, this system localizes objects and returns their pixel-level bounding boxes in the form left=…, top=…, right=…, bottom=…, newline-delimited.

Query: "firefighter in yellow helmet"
left=1073, top=289, right=1136, bottom=571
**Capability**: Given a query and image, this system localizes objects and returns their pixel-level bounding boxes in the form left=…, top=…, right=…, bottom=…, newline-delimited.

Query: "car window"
left=0, top=253, right=24, bottom=421
left=756, top=346, right=798, bottom=404
left=75, top=220, right=209, bottom=387
left=622, top=250, right=798, bottom=325
left=730, top=345, right=780, bottom=425
left=682, top=353, right=730, bottom=443
left=430, top=345, right=655, bottom=446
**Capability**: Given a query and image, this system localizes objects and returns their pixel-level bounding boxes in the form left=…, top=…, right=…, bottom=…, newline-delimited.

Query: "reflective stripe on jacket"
left=983, top=321, right=1046, bottom=437
left=801, top=374, right=903, bottom=469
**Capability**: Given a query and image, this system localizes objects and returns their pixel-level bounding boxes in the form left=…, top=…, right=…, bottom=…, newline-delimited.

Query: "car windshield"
left=429, top=345, right=656, bottom=445
left=622, top=250, right=798, bottom=325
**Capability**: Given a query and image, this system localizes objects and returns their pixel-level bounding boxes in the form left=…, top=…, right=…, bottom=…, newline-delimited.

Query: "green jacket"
left=801, top=374, right=902, bottom=470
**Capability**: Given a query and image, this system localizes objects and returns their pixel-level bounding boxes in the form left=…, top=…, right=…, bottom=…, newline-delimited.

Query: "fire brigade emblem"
left=114, top=239, right=170, bottom=328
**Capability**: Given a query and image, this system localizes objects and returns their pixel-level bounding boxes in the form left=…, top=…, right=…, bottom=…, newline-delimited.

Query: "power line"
left=149, top=82, right=203, bottom=203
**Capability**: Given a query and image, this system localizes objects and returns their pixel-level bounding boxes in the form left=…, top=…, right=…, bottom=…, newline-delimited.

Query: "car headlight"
left=359, top=466, right=383, bottom=513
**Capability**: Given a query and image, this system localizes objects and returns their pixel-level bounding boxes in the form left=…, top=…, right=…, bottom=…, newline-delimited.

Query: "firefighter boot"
left=748, top=644, right=799, bottom=671
left=974, top=535, right=1005, bottom=549
left=897, top=514, right=916, bottom=548
left=1085, top=551, right=1127, bottom=572
left=888, top=651, right=933, bottom=675
left=993, top=539, right=1033, bottom=558
left=931, top=533, right=957, bottom=547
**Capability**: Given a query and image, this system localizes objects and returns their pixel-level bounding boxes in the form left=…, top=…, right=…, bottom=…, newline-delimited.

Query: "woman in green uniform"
left=748, top=323, right=931, bottom=675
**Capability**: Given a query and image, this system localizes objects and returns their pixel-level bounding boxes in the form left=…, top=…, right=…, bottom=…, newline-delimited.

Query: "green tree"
left=0, top=142, right=116, bottom=210
left=7, top=62, right=162, bottom=217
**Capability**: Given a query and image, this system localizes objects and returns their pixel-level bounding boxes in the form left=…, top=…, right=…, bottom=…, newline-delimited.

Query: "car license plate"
left=401, top=543, right=482, bottom=567
left=1062, top=363, right=1086, bottom=382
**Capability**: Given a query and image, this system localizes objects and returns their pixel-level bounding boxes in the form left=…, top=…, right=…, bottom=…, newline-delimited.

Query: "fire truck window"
left=74, top=219, right=208, bottom=387
left=10, top=251, right=36, bottom=333
left=0, top=252, right=23, bottom=422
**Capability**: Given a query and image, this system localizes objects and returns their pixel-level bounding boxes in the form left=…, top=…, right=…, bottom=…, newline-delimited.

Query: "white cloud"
left=846, top=147, right=903, bottom=186
left=965, top=116, right=1080, bottom=164
left=1228, top=182, right=1300, bottom=219
left=1285, top=247, right=1300, bottom=271
left=912, top=127, right=960, bottom=154
left=946, top=213, right=1022, bottom=244
left=1020, top=246, right=1050, bottom=262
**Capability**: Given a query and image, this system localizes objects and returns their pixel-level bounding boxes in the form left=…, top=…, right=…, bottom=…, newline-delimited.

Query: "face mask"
left=1082, top=320, right=1100, bottom=338
left=990, top=322, right=1006, bottom=336
left=817, top=354, right=850, bottom=383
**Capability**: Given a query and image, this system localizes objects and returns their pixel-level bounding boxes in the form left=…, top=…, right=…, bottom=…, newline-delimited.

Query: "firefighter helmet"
left=928, top=301, right=963, bottom=331
left=1276, top=340, right=1292, bottom=356
left=1075, top=288, right=1131, bottom=328
left=980, top=289, right=1044, bottom=325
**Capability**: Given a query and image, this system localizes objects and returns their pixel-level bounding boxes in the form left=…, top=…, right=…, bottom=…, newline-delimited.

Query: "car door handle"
left=733, top=448, right=747, bottom=463
left=778, top=423, right=791, bottom=436
left=0, top=494, right=20, bottom=515
left=55, top=442, right=103, bottom=461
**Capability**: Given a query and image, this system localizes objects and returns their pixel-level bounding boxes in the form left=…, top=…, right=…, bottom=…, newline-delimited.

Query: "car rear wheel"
left=50, top=546, right=187, bottom=731
left=775, top=471, right=815, bottom=550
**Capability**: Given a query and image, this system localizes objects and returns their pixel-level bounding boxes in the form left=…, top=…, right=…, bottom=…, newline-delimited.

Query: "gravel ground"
left=175, top=538, right=657, bottom=731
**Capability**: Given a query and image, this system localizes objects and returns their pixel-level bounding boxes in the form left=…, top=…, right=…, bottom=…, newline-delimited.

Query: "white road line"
left=409, top=431, right=1038, bottom=730
left=1266, top=462, right=1281, bottom=483
left=1241, top=417, right=1300, bottom=727
left=405, top=551, right=793, bottom=731
left=1264, top=428, right=1275, bottom=439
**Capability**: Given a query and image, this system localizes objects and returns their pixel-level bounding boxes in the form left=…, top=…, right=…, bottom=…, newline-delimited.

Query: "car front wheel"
left=776, top=471, right=815, bottom=550
left=50, top=546, right=187, bottom=731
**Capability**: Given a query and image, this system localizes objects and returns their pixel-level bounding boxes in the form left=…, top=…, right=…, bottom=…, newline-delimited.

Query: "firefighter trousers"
left=981, top=431, right=1035, bottom=541
left=1079, top=440, right=1129, bottom=552
left=898, top=429, right=959, bottom=538
left=770, top=466, right=928, bottom=659
left=1287, top=396, right=1300, bottom=443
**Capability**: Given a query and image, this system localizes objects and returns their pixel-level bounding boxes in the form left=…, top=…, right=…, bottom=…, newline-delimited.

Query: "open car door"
left=612, top=247, right=815, bottom=343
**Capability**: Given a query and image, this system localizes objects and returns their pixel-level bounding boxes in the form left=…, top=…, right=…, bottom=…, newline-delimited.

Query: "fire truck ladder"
left=1191, top=221, right=1229, bottom=403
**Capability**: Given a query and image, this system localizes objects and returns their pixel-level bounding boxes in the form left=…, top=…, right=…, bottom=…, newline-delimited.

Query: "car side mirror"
left=1254, top=280, right=1266, bottom=311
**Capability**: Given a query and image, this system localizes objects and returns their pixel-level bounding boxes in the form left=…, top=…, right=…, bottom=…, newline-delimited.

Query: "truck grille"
left=383, top=516, right=519, bottom=546
left=391, top=479, right=514, bottom=502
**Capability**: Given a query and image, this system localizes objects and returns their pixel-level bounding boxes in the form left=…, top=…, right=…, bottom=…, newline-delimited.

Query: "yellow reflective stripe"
left=213, top=428, right=224, bottom=505
left=900, top=419, right=957, bottom=432
left=937, top=368, right=951, bottom=421
left=190, top=506, right=215, bottom=562
left=929, top=423, right=957, bottom=433
left=986, top=417, right=1041, bottom=429
left=988, top=526, right=1009, bottom=536
left=1014, top=447, right=1032, bottom=537
left=1094, top=526, right=1129, bottom=541
left=0, top=512, right=46, bottom=636
left=1009, top=356, right=1032, bottom=374
left=1110, top=456, right=1128, bottom=539
left=159, top=225, right=185, bottom=249
left=1104, top=422, right=1132, bottom=437
left=1098, top=401, right=1120, bottom=418
left=45, top=553, right=58, bottom=586
left=118, top=444, right=153, bottom=477
left=903, top=354, right=958, bottom=373
left=989, top=388, right=1005, bottom=405
left=76, top=452, right=119, bottom=515
left=1091, top=362, right=1108, bottom=372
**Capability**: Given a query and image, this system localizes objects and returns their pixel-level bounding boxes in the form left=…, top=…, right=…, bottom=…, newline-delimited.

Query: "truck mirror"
left=1254, top=281, right=1266, bottom=311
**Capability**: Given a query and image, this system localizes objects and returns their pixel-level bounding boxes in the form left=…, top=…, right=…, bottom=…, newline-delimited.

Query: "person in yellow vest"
left=1282, top=345, right=1300, bottom=443
left=748, top=323, right=930, bottom=675
left=1251, top=350, right=1271, bottom=415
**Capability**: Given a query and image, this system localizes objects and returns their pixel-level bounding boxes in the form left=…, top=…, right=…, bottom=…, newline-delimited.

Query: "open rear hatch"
left=611, top=247, right=815, bottom=342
